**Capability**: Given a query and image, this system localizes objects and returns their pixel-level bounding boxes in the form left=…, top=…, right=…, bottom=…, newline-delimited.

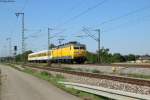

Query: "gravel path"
left=0, top=64, right=80, bottom=100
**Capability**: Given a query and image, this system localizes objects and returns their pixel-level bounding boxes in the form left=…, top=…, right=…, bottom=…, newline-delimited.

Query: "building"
left=136, top=55, right=150, bottom=63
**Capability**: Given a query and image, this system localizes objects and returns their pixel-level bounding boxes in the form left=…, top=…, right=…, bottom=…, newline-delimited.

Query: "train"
left=28, top=41, right=86, bottom=64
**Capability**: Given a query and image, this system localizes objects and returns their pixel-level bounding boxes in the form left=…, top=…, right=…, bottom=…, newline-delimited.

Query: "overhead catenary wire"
left=2, top=0, right=29, bottom=57
left=0, top=0, right=15, bottom=3
left=82, top=14, right=150, bottom=38
left=19, top=0, right=28, bottom=12
left=95, top=5, right=150, bottom=28
left=82, top=27, right=97, bottom=41
left=74, top=9, right=150, bottom=61
left=57, top=0, right=108, bottom=28
left=101, top=14, right=150, bottom=33
left=64, top=4, right=150, bottom=39
left=53, top=0, right=108, bottom=41
left=50, top=0, right=101, bottom=40
left=74, top=5, right=150, bottom=38
left=56, top=0, right=86, bottom=23
left=53, top=3, right=150, bottom=52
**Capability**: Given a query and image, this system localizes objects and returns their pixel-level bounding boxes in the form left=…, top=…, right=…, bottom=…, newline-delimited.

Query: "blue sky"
left=0, top=0, right=150, bottom=56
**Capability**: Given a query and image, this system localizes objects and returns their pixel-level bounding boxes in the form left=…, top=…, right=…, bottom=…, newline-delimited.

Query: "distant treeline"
left=86, top=47, right=139, bottom=64
left=0, top=48, right=139, bottom=64
left=0, top=50, right=32, bottom=62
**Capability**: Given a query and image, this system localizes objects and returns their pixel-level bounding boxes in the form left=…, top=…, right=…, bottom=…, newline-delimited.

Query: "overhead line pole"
left=6, top=37, right=12, bottom=57
left=15, top=12, right=25, bottom=64
left=48, top=28, right=52, bottom=66
left=6, top=37, right=12, bottom=62
left=58, top=38, right=64, bottom=65
left=95, top=29, right=101, bottom=63
left=82, top=28, right=101, bottom=63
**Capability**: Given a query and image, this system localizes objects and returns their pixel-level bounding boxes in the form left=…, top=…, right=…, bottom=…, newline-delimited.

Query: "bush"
left=40, top=71, right=51, bottom=76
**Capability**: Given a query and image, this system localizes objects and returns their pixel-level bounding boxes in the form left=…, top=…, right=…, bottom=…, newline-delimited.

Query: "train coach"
left=28, top=41, right=86, bottom=64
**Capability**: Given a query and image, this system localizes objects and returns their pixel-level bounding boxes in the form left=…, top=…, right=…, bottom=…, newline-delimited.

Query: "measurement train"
left=28, top=41, right=86, bottom=64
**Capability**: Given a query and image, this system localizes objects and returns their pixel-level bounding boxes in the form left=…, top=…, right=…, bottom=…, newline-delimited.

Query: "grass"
left=91, top=69, right=101, bottom=74
left=75, top=68, right=84, bottom=72
left=63, top=67, right=74, bottom=71
left=22, top=67, right=109, bottom=100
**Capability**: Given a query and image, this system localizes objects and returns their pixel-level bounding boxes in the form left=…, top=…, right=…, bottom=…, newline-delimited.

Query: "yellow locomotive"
left=28, top=41, right=86, bottom=63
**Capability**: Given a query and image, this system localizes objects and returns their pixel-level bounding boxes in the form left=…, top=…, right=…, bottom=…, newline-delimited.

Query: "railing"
left=59, top=82, right=150, bottom=100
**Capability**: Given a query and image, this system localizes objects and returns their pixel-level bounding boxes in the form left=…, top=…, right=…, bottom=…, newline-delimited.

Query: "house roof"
left=138, top=56, right=150, bottom=60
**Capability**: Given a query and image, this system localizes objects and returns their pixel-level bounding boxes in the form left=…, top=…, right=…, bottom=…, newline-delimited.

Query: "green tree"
left=112, top=53, right=125, bottom=62
left=15, top=50, right=33, bottom=62
left=49, top=44, right=56, bottom=49
left=86, top=51, right=97, bottom=63
left=86, top=47, right=137, bottom=64
left=124, top=54, right=136, bottom=61
left=99, top=47, right=113, bottom=63
left=127, top=54, right=136, bottom=61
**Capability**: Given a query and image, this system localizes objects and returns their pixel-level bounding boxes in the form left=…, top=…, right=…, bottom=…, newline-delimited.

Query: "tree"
left=15, top=50, right=33, bottom=62
left=124, top=54, right=136, bottom=61
left=23, top=50, right=33, bottom=61
left=49, top=44, right=56, bottom=49
left=112, top=53, right=125, bottom=62
left=86, top=51, right=97, bottom=63
left=85, top=47, right=137, bottom=64
left=98, top=47, right=113, bottom=63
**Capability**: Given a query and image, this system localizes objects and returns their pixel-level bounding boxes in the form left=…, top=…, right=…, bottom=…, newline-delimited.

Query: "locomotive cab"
left=72, top=45, right=86, bottom=63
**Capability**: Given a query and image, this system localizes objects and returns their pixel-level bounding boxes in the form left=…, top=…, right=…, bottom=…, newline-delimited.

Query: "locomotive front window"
left=74, top=47, right=79, bottom=49
left=80, top=46, right=85, bottom=49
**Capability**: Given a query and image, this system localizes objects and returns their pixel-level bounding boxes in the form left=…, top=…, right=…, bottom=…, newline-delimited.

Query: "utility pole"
left=94, top=29, right=101, bottom=63
left=58, top=38, right=64, bottom=64
left=58, top=39, right=64, bottom=45
left=15, top=12, right=25, bottom=63
left=13, top=46, right=17, bottom=63
left=48, top=28, right=53, bottom=66
left=6, top=37, right=12, bottom=57
left=6, top=37, right=12, bottom=62
left=82, top=27, right=101, bottom=63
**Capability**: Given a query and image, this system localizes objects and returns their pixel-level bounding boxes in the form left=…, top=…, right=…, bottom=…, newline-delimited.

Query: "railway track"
left=25, top=64, right=150, bottom=87
left=27, top=63, right=150, bottom=68
left=71, top=63, right=150, bottom=68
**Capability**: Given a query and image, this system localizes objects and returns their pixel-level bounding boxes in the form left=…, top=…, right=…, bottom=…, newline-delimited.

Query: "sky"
left=0, top=0, right=150, bottom=57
